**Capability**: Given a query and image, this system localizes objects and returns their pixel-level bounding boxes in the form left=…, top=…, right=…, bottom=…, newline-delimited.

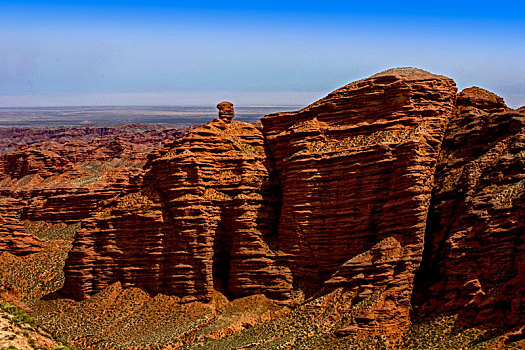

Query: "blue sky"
left=0, top=1, right=524, bottom=107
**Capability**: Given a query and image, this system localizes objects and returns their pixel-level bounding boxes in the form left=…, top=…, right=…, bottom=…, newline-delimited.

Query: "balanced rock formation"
left=62, top=103, right=292, bottom=302
left=57, top=68, right=524, bottom=341
left=413, top=87, right=524, bottom=331
left=217, top=101, right=235, bottom=123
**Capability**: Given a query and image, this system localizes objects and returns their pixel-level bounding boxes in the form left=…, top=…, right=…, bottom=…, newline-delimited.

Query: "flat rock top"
left=370, top=67, right=448, bottom=81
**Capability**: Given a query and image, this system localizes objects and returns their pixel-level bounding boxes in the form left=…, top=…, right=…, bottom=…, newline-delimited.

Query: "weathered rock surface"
left=20, top=167, right=143, bottom=223
left=0, top=146, right=83, bottom=179
left=217, top=101, right=235, bottom=122
left=0, top=198, right=44, bottom=256
left=261, top=67, right=457, bottom=333
left=0, top=125, right=191, bottom=227
left=0, top=124, right=189, bottom=303
left=61, top=68, right=463, bottom=335
left=20, top=68, right=523, bottom=344
left=0, top=149, right=143, bottom=224
left=62, top=110, right=292, bottom=302
left=413, top=87, right=525, bottom=331
left=0, top=124, right=188, bottom=163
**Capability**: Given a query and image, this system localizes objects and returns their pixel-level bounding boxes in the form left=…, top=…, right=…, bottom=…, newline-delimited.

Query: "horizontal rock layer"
left=0, top=124, right=188, bottom=164
left=413, top=87, right=525, bottom=331
left=0, top=146, right=83, bottom=179
left=33, top=68, right=523, bottom=339
left=62, top=119, right=292, bottom=302
left=261, top=68, right=457, bottom=332
left=0, top=198, right=44, bottom=256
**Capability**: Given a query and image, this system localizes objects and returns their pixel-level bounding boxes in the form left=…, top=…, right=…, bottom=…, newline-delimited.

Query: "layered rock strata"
left=0, top=124, right=188, bottom=162
left=62, top=105, right=292, bottom=302
left=261, top=68, right=457, bottom=332
left=0, top=146, right=83, bottom=179
left=0, top=198, right=44, bottom=256
left=20, top=167, right=144, bottom=223
left=413, top=87, right=525, bottom=331
left=57, top=69, right=523, bottom=339
left=0, top=146, right=143, bottom=224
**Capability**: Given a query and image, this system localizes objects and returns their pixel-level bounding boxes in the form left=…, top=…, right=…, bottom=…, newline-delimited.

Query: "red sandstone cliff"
left=61, top=68, right=462, bottom=335
left=0, top=125, right=190, bottom=301
left=18, top=69, right=522, bottom=343
left=0, top=147, right=143, bottom=224
left=261, top=68, right=457, bottom=333
left=0, top=198, right=44, bottom=256
left=62, top=109, right=292, bottom=303
left=413, top=87, right=524, bottom=332
left=0, top=146, right=83, bottom=179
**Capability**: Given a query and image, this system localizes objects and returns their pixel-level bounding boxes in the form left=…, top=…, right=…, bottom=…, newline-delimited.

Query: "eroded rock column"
left=62, top=103, right=293, bottom=302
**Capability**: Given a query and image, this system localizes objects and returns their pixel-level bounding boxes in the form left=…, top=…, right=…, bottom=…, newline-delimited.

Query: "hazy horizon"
left=0, top=105, right=304, bottom=127
left=0, top=91, right=326, bottom=108
left=1, top=1, right=524, bottom=108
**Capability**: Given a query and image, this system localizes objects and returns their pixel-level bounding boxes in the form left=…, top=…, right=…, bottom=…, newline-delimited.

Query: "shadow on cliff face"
left=212, top=204, right=234, bottom=297
left=22, top=70, right=524, bottom=347
left=58, top=111, right=294, bottom=303
left=412, top=87, right=525, bottom=336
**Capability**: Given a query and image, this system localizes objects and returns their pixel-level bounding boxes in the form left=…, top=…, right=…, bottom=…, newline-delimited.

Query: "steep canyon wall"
left=53, top=68, right=525, bottom=335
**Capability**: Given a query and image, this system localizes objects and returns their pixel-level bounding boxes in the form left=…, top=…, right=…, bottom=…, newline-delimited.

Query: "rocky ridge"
left=0, top=124, right=188, bottom=301
left=1, top=68, right=523, bottom=348
left=59, top=69, right=524, bottom=340
left=0, top=146, right=83, bottom=180
left=62, top=102, right=292, bottom=303
left=0, top=198, right=44, bottom=256
left=0, top=124, right=188, bottom=163
left=0, top=146, right=144, bottom=224
left=261, top=67, right=457, bottom=333
left=413, top=86, right=525, bottom=331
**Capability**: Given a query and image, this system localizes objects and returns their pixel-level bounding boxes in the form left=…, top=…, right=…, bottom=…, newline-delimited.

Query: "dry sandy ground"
left=0, top=307, right=59, bottom=350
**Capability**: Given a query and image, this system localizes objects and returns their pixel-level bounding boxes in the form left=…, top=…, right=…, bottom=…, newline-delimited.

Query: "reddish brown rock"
left=0, top=146, right=83, bottom=179
left=62, top=111, right=292, bottom=302
left=34, top=138, right=160, bottom=166
left=0, top=125, right=189, bottom=225
left=0, top=153, right=143, bottom=224
left=217, top=101, right=235, bottom=123
left=261, top=67, right=457, bottom=333
left=413, top=87, right=525, bottom=332
left=0, top=198, right=44, bottom=256
left=51, top=69, right=523, bottom=342
left=0, top=124, right=188, bottom=161
left=456, top=87, right=509, bottom=113
left=0, top=125, right=188, bottom=300
left=19, top=167, right=144, bottom=223
left=61, top=69, right=460, bottom=335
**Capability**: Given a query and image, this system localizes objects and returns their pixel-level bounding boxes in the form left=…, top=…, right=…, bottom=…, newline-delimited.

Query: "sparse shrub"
left=0, top=301, right=37, bottom=328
